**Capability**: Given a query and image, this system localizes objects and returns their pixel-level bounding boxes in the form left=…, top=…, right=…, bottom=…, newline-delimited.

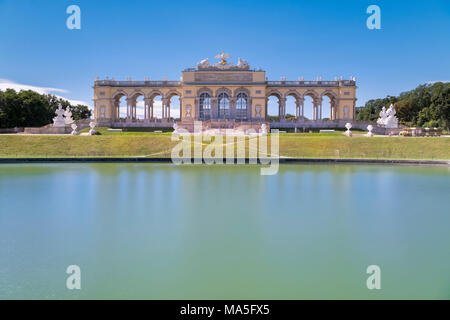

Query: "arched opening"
left=148, top=91, right=163, bottom=120
left=321, top=92, right=337, bottom=121
left=167, top=92, right=181, bottom=121
left=321, top=95, right=332, bottom=120
left=303, top=94, right=315, bottom=121
left=218, top=92, right=230, bottom=119
left=113, top=92, right=127, bottom=122
left=236, top=92, right=248, bottom=120
left=130, top=92, right=145, bottom=120
left=285, top=95, right=297, bottom=121
left=266, top=93, right=281, bottom=121
left=199, top=92, right=211, bottom=120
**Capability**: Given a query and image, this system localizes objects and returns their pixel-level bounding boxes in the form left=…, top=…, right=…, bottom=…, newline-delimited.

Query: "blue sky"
left=0, top=0, right=449, bottom=118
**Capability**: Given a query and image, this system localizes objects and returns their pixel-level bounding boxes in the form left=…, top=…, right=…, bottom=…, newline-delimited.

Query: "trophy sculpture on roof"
left=215, top=51, right=232, bottom=68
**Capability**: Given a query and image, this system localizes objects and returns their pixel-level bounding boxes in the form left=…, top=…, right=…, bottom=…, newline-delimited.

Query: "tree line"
left=0, top=89, right=91, bottom=128
left=356, top=82, right=450, bottom=129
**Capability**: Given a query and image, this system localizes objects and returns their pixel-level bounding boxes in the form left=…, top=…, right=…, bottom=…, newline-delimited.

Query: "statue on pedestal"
left=237, top=57, right=250, bottom=70
left=260, top=123, right=268, bottom=136
left=345, top=122, right=353, bottom=137
left=197, top=58, right=210, bottom=69
left=366, top=124, right=374, bottom=137
left=385, top=104, right=398, bottom=129
left=88, top=122, right=97, bottom=135
left=377, top=107, right=387, bottom=126
left=71, top=123, right=79, bottom=135
left=53, top=104, right=66, bottom=127
left=173, top=123, right=181, bottom=134
left=377, top=104, right=398, bottom=129
left=64, top=107, right=74, bottom=125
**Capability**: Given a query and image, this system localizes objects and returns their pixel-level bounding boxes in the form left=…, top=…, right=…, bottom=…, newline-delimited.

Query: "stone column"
left=301, top=99, right=305, bottom=120
left=150, top=100, right=154, bottom=120
left=229, top=98, right=236, bottom=119
left=162, top=98, right=169, bottom=120
left=113, top=100, right=119, bottom=121
left=296, top=99, right=304, bottom=121
left=143, top=100, right=147, bottom=120
left=319, top=102, right=322, bottom=120
left=279, top=97, right=286, bottom=121
left=144, top=98, right=151, bottom=121
left=334, top=98, right=340, bottom=120
left=167, top=101, right=171, bottom=120
left=126, top=98, right=133, bottom=122
left=331, top=100, right=335, bottom=120
left=194, top=98, right=199, bottom=120
left=211, top=98, right=218, bottom=119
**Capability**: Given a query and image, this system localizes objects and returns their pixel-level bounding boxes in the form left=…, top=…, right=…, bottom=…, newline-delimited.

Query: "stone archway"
left=266, top=89, right=283, bottom=121
left=321, top=90, right=338, bottom=120
left=165, top=90, right=182, bottom=121
left=302, top=90, right=320, bottom=120
left=112, top=90, right=128, bottom=121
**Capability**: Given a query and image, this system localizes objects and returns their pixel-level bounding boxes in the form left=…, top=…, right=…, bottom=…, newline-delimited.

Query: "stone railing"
left=270, top=119, right=386, bottom=134
left=94, top=80, right=181, bottom=87
left=267, top=80, right=356, bottom=87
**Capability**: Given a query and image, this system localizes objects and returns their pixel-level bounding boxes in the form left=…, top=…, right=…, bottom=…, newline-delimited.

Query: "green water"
left=0, top=163, right=449, bottom=299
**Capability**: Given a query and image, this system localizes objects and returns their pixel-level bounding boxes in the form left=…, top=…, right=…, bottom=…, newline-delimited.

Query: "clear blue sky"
left=1, top=0, right=449, bottom=114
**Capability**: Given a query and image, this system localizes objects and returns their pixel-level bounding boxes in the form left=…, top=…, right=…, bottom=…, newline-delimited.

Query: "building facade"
left=93, top=53, right=357, bottom=127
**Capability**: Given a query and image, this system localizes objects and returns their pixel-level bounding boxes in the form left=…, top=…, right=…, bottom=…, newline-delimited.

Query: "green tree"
left=356, top=82, right=450, bottom=129
left=0, top=89, right=91, bottom=128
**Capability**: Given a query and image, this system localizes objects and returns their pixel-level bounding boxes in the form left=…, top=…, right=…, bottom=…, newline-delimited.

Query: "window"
left=218, top=93, right=230, bottom=118
left=199, top=93, right=211, bottom=119
left=236, top=93, right=248, bottom=119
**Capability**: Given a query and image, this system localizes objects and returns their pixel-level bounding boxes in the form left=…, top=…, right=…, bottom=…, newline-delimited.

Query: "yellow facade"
left=93, top=57, right=357, bottom=126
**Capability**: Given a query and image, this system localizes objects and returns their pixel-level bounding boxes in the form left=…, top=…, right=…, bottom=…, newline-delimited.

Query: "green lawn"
left=0, top=131, right=449, bottom=160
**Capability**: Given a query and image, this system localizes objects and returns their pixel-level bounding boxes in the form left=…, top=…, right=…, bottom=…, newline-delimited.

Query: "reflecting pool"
left=0, top=163, right=449, bottom=299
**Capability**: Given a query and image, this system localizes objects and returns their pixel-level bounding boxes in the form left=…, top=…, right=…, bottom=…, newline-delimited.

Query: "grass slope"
left=0, top=130, right=449, bottom=160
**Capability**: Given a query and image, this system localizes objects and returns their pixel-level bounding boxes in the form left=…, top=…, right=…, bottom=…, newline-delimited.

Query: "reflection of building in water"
left=93, top=53, right=357, bottom=129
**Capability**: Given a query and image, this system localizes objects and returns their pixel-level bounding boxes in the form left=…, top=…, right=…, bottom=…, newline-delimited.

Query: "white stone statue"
left=385, top=104, right=398, bottom=128
left=237, top=57, right=250, bottom=69
left=366, top=124, right=374, bottom=137
left=345, top=122, right=352, bottom=137
left=377, top=106, right=387, bottom=126
left=173, top=123, right=180, bottom=134
left=197, top=58, right=210, bottom=69
left=377, top=104, right=398, bottom=128
left=260, top=123, right=268, bottom=136
left=88, top=121, right=97, bottom=135
left=71, top=123, right=79, bottom=135
left=64, top=107, right=74, bottom=125
left=53, top=104, right=66, bottom=127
